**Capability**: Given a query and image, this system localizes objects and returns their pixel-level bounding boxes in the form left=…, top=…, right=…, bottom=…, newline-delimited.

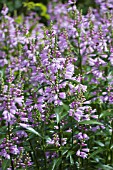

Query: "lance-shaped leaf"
left=79, top=120, right=103, bottom=125
left=19, top=123, right=43, bottom=138
left=99, top=109, right=113, bottom=118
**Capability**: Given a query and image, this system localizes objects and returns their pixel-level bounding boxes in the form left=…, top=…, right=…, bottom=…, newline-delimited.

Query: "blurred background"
left=0, top=0, right=96, bottom=15
left=0, top=0, right=96, bottom=25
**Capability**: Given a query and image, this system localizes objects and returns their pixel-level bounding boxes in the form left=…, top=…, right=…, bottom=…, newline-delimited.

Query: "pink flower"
left=65, top=63, right=74, bottom=79
left=1, top=6, right=8, bottom=15
left=59, top=92, right=66, bottom=99
left=15, top=97, right=24, bottom=106
left=76, top=150, right=80, bottom=156
left=2, top=110, right=15, bottom=122
left=75, top=84, right=87, bottom=93
left=10, top=145, right=19, bottom=155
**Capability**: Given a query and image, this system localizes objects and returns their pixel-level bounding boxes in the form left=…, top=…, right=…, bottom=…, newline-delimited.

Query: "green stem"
left=8, top=123, right=14, bottom=170
left=106, top=120, right=113, bottom=164
left=71, top=116, right=74, bottom=148
left=43, top=145, right=47, bottom=169
left=42, top=122, right=47, bottom=169
left=29, top=140, right=39, bottom=169
left=110, top=120, right=113, bottom=164
left=58, top=123, right=62, bottom=170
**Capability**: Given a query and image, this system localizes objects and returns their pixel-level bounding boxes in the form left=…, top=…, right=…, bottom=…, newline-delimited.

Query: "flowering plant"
left=1, top=0, right=113, bottom=169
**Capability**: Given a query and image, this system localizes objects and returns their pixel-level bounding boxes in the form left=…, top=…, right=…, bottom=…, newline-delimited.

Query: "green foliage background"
left=0, top=0, right=96, bottom=16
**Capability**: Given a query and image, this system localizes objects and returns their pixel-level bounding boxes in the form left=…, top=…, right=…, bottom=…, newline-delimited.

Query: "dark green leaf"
left=2, top=159, right=11, bottom=170
left=99, top=165, right=113, bottom=170
left=66, top=151, right=75, bottom=158
left=100, top=109, right=113, bottom=118
left=89, top=148, right=106, bottom=159
left=79, top=120, right=103, bottom=125
left=26, top=127, right=42, bottom=138
left=52, top=158, right=62, bottom=170
left=70, top=155, right=74, bottom=165
left=94, top=141, right=105, bottom=147
left=20, top=124, right=43, bottom=138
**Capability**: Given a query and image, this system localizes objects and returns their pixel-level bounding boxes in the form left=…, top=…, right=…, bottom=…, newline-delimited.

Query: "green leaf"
left=70, top=155, right=74, bottom=165
left=20, top=124, right=43, bottom=138
left=100, top=109, right=113, bottom=118
left=63, top=103, right=69, bottom=111
left=2, top=159, right=11, bottom=170
left=62, top=150, right=68, bottom=156
left=23, top=2, right=35, bottom=10
left=23, top=2, right=50, bottom=19
left=0, top=138, right=3, bottom=144
left=26, top=127, right=42, bottom=138
left=61, top=112, right=68, bottom=120
left=15, top=0, right=22, bottom=9
left=52, top=158, right=62, bottom=170
left=99, top=165, right=113, bottom=170
left=94, top=141, right=105, bottom=147
left=0, top=65, right=7, bottom=78
left=54, top=104, right=69, bottom=124
left=110, top=144, right=113, bottom=149
left=15, top=15, right=23, bottom=24
left=56, top=112, right=61, bottom=124
left=54, top=107, right=62, bottom=124
left=88, top=148, right=106, bottom=159
left=79, top=120, right=103, bottom=125
left=29, top=24, right=37, bottom=34
left=66, top=151, right=75, bottom=158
